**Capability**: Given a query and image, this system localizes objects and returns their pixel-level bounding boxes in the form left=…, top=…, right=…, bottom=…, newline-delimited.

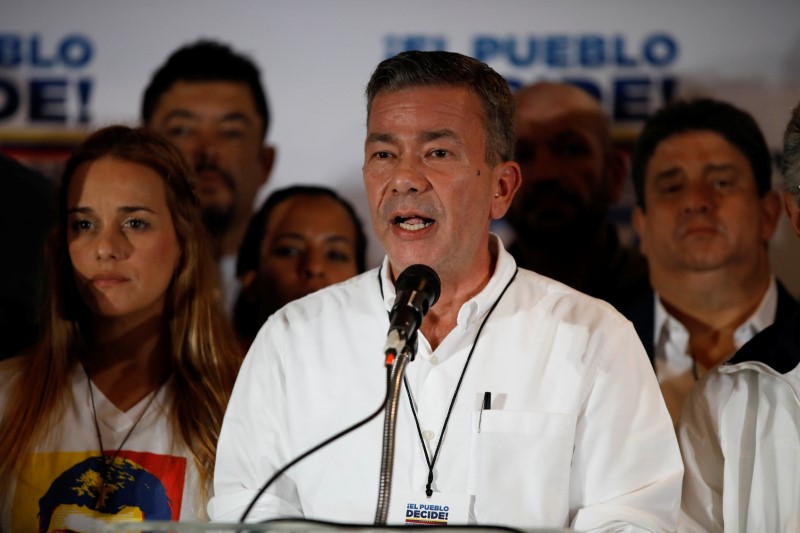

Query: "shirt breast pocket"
left=468, top=409, right=576, bottom=526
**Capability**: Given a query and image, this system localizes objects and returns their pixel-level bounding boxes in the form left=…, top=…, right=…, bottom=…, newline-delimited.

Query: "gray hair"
left=782, top=103, right=800, bottom=205
left=365, top=50, right=516, bottom=166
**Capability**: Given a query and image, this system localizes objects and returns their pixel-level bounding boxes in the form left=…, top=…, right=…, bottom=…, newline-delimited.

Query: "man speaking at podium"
left=210, top=51, right=682, bottom=530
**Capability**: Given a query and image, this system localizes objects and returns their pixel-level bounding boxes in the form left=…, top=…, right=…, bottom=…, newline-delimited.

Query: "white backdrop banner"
left=3, top=0, right=800, bottom=290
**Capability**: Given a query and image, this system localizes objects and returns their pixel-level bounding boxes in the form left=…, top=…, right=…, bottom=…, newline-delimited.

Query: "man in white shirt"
left=624, top=98, right=795, bottom=424
left=142, top=40, right=276, bottom=311
left=677, top=101, right=800, bottom=531
left=210, top=50, right=682, bottom=530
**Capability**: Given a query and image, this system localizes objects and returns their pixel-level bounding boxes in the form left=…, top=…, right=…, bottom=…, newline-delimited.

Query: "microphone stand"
left=374, top=333, right=417, bottom=525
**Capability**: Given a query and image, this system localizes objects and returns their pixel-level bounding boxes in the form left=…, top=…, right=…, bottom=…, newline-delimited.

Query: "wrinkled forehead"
left=369, top=82, right=486, bottom=116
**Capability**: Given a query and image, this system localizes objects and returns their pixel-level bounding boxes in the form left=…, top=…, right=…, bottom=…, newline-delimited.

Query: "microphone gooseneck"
left=375, top=264, right=440, bottom=525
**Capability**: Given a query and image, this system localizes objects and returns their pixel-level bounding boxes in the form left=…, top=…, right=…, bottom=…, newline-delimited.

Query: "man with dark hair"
left=677, top=100, right=800, bottom=532
left=142, top=40, right=275, bottom=310
left=624, top=98, right=795, bottom=424
left=211, top=51, right=681, bottom=529
left=504, top=81, right=647, bottom=309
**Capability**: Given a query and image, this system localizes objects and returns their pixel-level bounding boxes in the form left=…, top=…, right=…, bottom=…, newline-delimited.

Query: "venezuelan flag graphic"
left=10, top=450, right=186, bottom=532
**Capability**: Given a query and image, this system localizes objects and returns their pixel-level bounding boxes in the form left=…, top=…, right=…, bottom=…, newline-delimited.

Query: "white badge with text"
left=388, top=489, right=470, bottom=526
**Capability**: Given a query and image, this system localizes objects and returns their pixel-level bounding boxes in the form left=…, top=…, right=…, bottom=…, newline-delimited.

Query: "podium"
left=100, top=519, right=573, bottom=532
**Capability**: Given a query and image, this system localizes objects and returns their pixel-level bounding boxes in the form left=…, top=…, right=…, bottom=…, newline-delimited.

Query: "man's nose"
left=186, top=132, right=221, bottom=168
left=390, top=156, right=430, bottom=195
left=682, top=180, right=716, bottom=214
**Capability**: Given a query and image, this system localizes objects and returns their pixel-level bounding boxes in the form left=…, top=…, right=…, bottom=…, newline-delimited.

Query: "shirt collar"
left=654, top=276, right=779, bottom=355
left=379, top=234, right=517, bottom=328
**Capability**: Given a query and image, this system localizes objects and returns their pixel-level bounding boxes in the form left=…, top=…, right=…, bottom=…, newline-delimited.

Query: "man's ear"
left=783, top=192, right=800, bottom=238
left=632, top=205, right=648, bottom=256
left=759, top=190, right=782, bottom=242
left=490, top=161, right=522, bottom=220
left=260, top=145, right=276, bottom=185
left=607, top=147, right=629, bottom=204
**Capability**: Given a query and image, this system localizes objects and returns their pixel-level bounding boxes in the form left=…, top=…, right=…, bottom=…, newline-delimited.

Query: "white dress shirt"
left=678, top=357, right=800, bottom=532
left=210, top=237, right=682, bottom=531
left=653, top=279, right=778, bottom=424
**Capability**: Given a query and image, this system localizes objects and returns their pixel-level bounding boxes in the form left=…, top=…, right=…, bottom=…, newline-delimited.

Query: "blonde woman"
left=0, top=125, right=241, bottom=530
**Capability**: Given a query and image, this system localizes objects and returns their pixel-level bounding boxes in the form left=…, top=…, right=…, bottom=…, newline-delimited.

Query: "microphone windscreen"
left=395, top=264, right=441, bottom=314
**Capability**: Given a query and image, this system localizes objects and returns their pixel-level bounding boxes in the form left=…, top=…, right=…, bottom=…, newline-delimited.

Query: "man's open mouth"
left=394, top=215, right=434, bottom=231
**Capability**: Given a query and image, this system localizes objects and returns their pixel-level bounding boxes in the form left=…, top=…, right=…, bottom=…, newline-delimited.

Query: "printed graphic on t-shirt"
left=11, top=450, right=186, bottom=532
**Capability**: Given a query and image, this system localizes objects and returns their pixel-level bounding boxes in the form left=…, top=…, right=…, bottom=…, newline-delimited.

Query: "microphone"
left=383, top=264, right=441, bottom=359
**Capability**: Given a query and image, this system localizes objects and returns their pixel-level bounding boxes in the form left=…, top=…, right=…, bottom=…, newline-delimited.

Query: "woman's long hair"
left=0, top=126, right=242, bottom=506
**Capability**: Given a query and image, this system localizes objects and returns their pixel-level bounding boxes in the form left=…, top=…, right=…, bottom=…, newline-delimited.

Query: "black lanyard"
left=377, top=266, right=518, bottom=497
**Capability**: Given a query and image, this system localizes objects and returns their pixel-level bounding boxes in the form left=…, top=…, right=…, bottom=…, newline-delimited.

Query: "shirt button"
left=430, top=355, right=439, bottom=365
left=422, top=430, right=435, bottom=441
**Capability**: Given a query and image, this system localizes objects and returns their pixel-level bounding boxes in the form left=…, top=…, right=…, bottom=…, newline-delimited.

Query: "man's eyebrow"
left=652, top=163, right=740, bottom=183
left=418, top=129, right=461, bottom=144
left=704, top=162, right=739, bottom=174
left=158, top=109, right=254, bottom=125
left=218, top=112, right=254, bottom=125
left=365, top=129, right=463, bottom=145
left=551, top=129, right=591, bottom=143
left=158, top=109, right=197, bottom=123
left=652, top=167, right=683, bottom=181
left=365, top=132, right=397, bottom=144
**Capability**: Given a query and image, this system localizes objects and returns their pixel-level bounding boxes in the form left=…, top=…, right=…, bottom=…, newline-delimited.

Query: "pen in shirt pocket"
left=478, top=391, right=491, bottom=432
